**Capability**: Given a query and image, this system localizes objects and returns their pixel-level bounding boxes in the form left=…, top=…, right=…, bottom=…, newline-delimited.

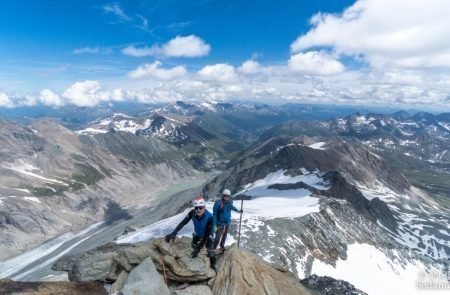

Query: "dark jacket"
left=213, top=198, right=239, bottom=226
left=173, top=209, right=213, bottom=249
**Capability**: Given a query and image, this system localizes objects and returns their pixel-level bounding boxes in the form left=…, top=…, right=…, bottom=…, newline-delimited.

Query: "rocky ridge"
left=13, top=237, right=353, bottom=295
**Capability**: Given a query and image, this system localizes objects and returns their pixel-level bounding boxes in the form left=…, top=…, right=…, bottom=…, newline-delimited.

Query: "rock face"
left=300, top=274, right=367, bottom=295
left=151, top=237, right=216, bottom=282
left=121, top=256, right=170, bottom=295
left=53, top=237, right=215, bottom=284
left=52, top=242, right=155, bottom=282
left=0, top=279, right=106, bottom=295
left=212, top=245, right=311, bottom=295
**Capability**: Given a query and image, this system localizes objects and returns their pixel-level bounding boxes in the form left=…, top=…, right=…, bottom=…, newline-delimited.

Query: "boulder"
left=173, top=284, right=213, bottom=295
left=0, top=279, right=106, bottom=295
left=121, top=256, right=170, bottom=295
left=150, top=237, right=216, bottom=282
left=212, top=245, right=311, bottom=295
left=299, top=274, right=367, bottom=295
left=52, top=242, right=156, bottom=282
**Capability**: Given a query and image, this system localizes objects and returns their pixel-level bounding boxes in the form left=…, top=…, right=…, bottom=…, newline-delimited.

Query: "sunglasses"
left=222, top=194, right=230, bottom=197
left=194, top=206, right=205, bottom=211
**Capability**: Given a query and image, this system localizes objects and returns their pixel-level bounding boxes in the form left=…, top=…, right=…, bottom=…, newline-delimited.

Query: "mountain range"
left=0, top=101, right=448, bottom=294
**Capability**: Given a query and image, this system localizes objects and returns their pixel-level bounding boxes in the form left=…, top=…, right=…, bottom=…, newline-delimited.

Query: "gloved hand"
left=238, top=209, right=243, bottom=213
left=165, top=232, right=176, bottom=243
left=212, top=225, right=217, bottom=233
left=191, top=247, right=200, bottom=258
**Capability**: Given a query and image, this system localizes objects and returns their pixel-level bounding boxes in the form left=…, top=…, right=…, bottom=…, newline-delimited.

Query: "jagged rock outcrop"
left=52, top=237, right=215, bottom=284
left=52, top=242, right=155, bottom=282
left=300, top=274, right=367, bottom=295
left=212, top=244, right=311, bottom=295
left=151, top=237, right=216, bottom=282
left=0, top=279, right=106, bottom=295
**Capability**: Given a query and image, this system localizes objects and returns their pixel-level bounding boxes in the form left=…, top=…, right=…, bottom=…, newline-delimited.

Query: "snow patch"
left=311, top=243, right=433, bottom=295
left=308, top=142, right=326, bottom=150
left=23, top=197, right=41, bottom=204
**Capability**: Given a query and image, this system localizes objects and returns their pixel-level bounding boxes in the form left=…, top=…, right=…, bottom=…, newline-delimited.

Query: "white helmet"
left=222, top=189, right=231, bottom=196
left=193, top=198, right=206, bottom=208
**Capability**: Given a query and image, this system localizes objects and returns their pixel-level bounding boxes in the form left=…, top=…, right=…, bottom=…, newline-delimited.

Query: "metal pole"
left=237, top=196, right=244, bottom=248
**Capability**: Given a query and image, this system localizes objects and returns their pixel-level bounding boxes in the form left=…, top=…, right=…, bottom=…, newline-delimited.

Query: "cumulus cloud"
left=0, top=92, right=14, bottom=108
left=162, top=35, right=210, bottom=57
left=62, top=80, right=110, bottom=107
left=198, top=64, right=237, bottom=82
left=123, top=35, right=210, bottom=58
left=291, top=0, right=450, bottom=69
left=238, top=60, right=273, bottom=75
left=128, top=61, right=187, bottom=80
left=39, top=89, right=64, bottom=106
left=288, top=51, right=345, bottom=75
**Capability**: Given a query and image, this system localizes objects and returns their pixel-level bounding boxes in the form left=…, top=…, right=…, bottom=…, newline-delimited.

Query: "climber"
left=213, top=189, right=242, bottom=252
left=164, top=198, right=216, bottom=271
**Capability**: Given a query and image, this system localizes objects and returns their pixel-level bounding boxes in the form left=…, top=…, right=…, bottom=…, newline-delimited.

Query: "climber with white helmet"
left=164, top=197, right=216, bottom=271
left=213, top=188, right=242, bottom=252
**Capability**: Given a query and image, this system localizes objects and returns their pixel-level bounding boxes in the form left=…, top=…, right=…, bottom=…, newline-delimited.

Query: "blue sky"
left=1, top=0, right=450, bottom=110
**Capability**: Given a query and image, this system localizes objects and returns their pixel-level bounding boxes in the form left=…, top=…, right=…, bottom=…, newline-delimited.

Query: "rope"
left=160, top=254, right=167, bottom=286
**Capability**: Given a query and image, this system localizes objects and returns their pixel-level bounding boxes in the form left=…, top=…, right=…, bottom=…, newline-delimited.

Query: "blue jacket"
left=172, top=209, right=213, bottom=249
left=192, top=209, right=212, bottom=238
left=213, top=198, right=239, bottom=226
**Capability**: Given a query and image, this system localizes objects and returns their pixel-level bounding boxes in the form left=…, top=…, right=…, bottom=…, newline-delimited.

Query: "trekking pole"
left=237, top=196, right=244, bottom=248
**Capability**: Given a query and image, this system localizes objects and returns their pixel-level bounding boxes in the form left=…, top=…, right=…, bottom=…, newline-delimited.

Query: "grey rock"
left=121, top=256, right=169, bottom=295
left=109, top=270, right=128, bottom=294
left=173, top=285, right=212, bottom=295
left=300, top=274, right=367, bottom=295
left=0, top=278, right=107, bottom=295
left=151, top=237, right=216, bottom=282
left=53, top=242, right=156, bottom=282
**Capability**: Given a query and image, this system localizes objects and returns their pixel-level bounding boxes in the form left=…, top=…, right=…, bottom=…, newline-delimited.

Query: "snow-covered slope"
left=115, top=168, right=448, bottom=294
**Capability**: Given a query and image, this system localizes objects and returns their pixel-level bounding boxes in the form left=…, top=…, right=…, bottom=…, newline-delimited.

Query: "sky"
left=0, top=0, right=450, bottom=111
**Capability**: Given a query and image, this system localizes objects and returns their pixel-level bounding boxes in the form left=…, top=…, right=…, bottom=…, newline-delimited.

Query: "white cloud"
left=238, top=60, right=273, bottom=75
left=62, top=80, right=109, bottom=107
left=288, top=51, right=345, bottom=75
left=73, top=47, right=100, bottom=54
left=291, top=0, right=450, bottom=69
left=39, top=89, right=64, bottom=106
left=123, top=35, right=210, bottom=58
left=122, top=45, right=158, bottom=57
left=103, top=2, right=131, bottom=21
left=128, top=61, right=187, bottom=80
left=198, top=64, right=237, bottom=82
left=162, top=35, right=210, bottom=57
left=0, top=92, right=14, bottom=108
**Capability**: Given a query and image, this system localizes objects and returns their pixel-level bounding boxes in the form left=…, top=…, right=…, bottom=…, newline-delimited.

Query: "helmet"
left=193, top=198, right=206, bottom=208
left=222, top=189, right=231, bottom=196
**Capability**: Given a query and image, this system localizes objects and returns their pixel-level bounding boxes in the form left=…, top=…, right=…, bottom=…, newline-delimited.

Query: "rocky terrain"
left=1, top=237, right=364, bottom=294
left=198, top=136, right=449, bottom=294
left=0, top=118, right=201, bottom=260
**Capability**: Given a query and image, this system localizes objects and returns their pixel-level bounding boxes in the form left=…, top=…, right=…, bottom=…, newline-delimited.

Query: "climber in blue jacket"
left=164, top=198, right=216, bottom=271
left=213, top=189, right=242, bottom=252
